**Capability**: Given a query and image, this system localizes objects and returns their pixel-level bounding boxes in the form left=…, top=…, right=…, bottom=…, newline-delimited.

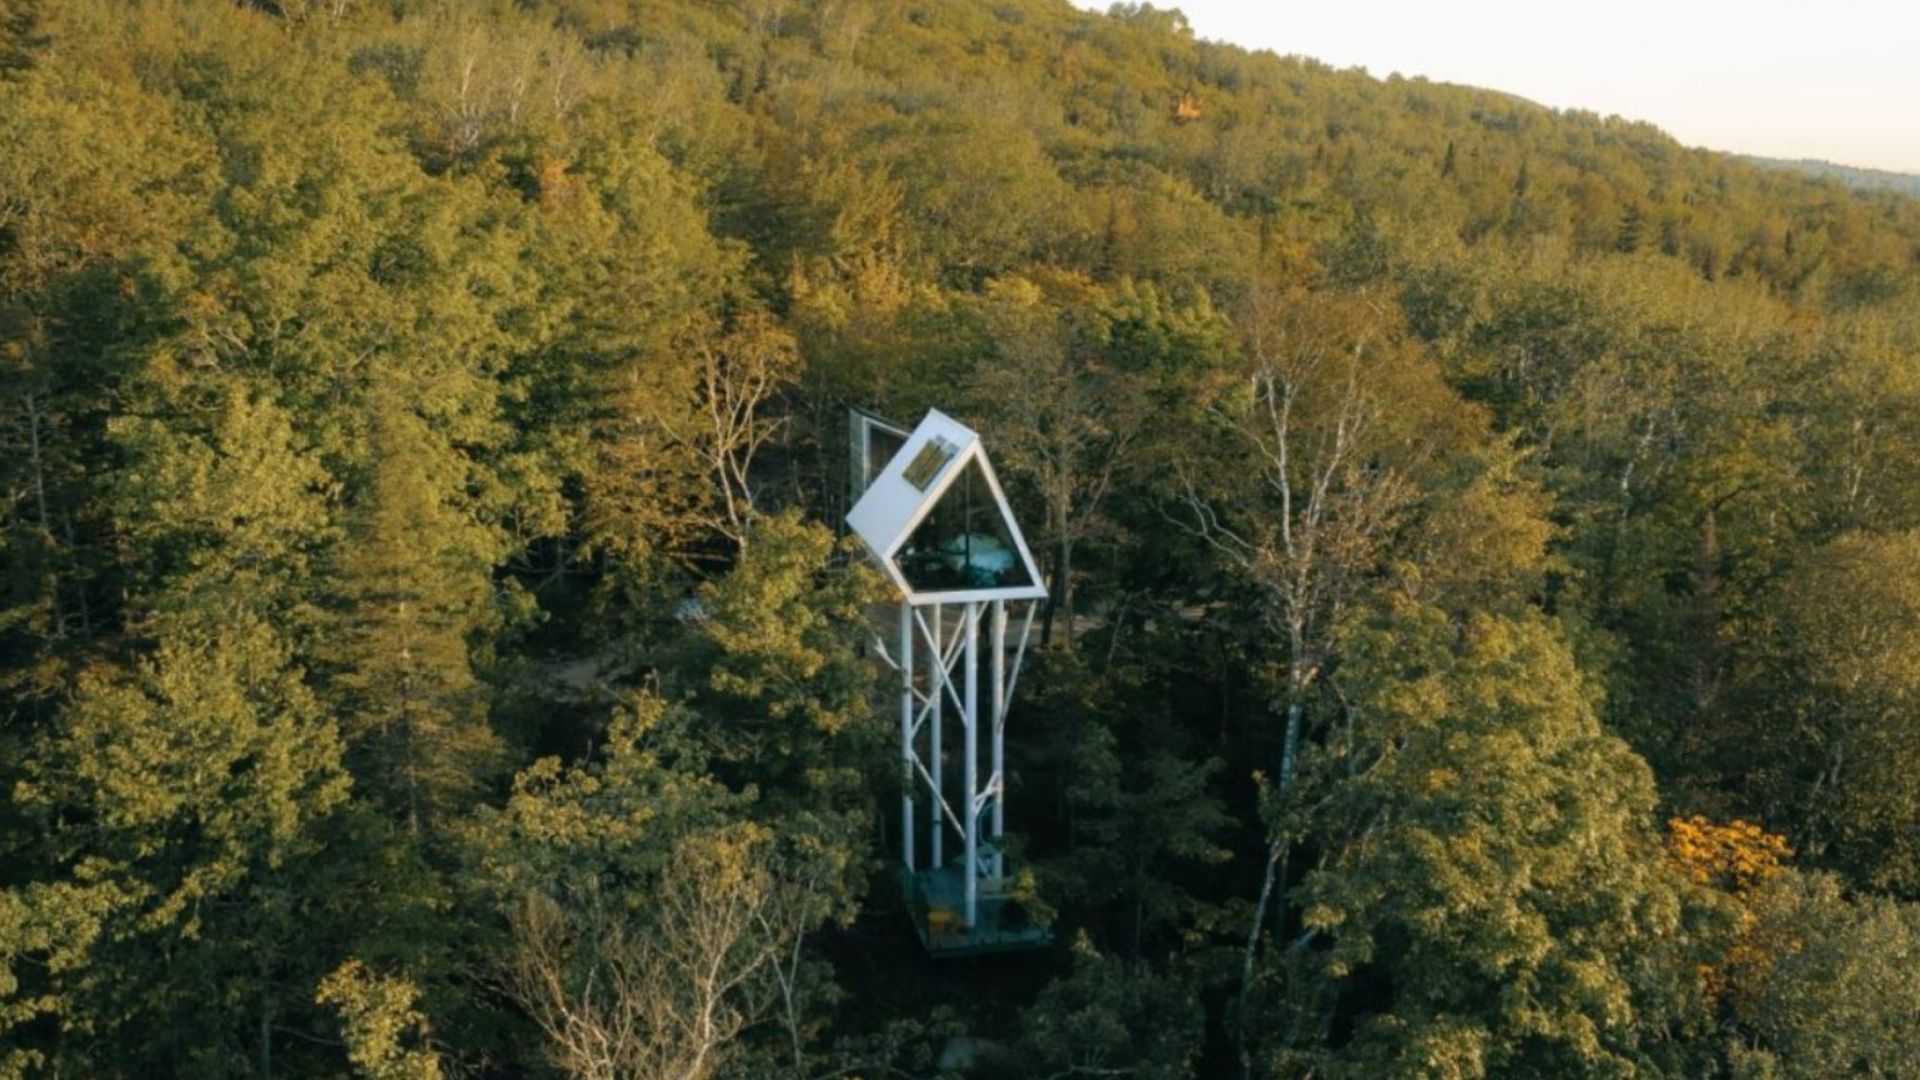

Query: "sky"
left=1107, top=1, right=1920, bottom=174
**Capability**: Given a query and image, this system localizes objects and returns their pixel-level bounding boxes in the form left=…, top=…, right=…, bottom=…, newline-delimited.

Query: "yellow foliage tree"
left=1666, top=815, right=1791, bottom=895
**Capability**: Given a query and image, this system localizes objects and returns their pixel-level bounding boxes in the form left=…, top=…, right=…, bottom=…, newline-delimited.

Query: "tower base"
left=903, top=864, right=1052, bottom=957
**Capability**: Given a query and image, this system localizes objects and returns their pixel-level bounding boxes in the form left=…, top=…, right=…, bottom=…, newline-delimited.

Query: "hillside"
left=5, top=1, right=1920, bottom=1077
left=1747, top=154, right=1920, bottom=198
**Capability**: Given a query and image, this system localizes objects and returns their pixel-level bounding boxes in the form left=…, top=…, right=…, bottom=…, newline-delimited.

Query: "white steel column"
left=929, top=604, right=944, bottom=869
left=991, top=599, right=1006, bottom=879
left=899, top=602, right=914, bottom=872
left=963, top=601, right=981, bottom=927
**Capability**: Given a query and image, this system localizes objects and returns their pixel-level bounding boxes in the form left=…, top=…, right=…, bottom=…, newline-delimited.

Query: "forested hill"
left=7, top=1, right=1920, bottom=1077
left=1746, top=154, right=1920, bottom=198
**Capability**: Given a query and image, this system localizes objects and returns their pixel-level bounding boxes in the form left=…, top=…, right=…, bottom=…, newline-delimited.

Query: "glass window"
left=894, top=458, right=1034, bottom=593
left=863, top=424, right=907, bottom=495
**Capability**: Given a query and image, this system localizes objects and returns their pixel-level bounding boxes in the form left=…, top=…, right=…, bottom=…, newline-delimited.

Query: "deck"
left=903, top=864, right=1053, bottom=957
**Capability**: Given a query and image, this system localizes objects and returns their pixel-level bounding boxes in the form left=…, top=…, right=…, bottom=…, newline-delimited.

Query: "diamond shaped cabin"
left=846, top=409, right=1046, bottom=605
left=846, top=408, right=1052, bottom=956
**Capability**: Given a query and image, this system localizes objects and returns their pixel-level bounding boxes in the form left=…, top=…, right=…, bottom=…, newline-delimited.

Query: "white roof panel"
left=846, top=409, right=1047, bottom=604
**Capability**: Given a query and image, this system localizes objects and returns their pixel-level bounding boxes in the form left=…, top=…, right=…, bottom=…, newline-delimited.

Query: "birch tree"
left=1168, top=277, right=1468, bottom=1072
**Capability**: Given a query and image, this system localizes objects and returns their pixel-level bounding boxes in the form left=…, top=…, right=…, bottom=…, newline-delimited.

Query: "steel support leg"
left=991, top=599, right=1006, bottom=879
left=963, top=601, right=980, bottom=927
left=929, top=604, right=943, bottom=869
left=899, top=602, right=914, bottom=872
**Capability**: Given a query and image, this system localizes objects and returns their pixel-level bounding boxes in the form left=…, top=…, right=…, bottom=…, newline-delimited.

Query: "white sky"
left=1106, top=1, right=1920, bottom=174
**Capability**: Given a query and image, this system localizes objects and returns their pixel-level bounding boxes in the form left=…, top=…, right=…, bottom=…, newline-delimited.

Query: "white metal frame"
left=848, top=407, right=911, bottom=511
left=873, top=597, right=1037, bottom=927
left=846, top=409, right=1048, bottom=606
left=848, top=408, right=1045, bottom=930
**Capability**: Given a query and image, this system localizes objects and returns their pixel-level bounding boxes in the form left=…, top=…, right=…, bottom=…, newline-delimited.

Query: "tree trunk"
left=1237, top=835, right=1284, bottom=1079
left=1241, top=665, right=1308, bottom=1075
left=24, top=390, right=64, bottom=638
left=257, top=944, right=274, bottom=1080
left=1059, top=535, right=1075, bottom=651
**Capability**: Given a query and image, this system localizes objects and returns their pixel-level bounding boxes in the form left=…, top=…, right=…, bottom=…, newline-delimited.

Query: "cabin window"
left=895, top=458, right=1035, bottom=593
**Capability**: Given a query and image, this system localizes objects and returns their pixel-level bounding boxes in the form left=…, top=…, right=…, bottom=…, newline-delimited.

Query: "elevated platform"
left=904, top=864, right=1051, bottom=958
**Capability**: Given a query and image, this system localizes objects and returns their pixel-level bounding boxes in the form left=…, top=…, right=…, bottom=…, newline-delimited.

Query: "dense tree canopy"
left=5, top=1, right=1920, bottom=1077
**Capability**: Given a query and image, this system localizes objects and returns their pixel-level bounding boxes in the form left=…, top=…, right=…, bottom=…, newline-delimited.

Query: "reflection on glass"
left=863, top=424, right=907, bottom=494
left=895, top=458, right=1034, bottom=593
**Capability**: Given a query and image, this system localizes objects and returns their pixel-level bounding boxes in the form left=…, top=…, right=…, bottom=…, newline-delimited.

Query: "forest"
left=5, top=0, right=1920, bottom=1077
left=1748, top=156, right=1920, bottom=199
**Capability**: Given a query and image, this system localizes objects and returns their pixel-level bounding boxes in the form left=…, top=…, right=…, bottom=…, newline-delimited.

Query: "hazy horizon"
left=1107, top=1, right=1920, bottom=175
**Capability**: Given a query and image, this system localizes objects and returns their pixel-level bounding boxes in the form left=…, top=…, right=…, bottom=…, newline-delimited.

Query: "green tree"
left=470, top=694, right=846, bottom=1080
left=1046, top=654, right=1232, bottom=958
left=669, top=510, right=883, bottom=815
left=316, top=960, right=445, bottom=1080
left=5, top=618, right=348, bottom=1076
left=1269, top=606, right=1721, bottom=1079
left=962, top=271, right=1142, bottom=647
left=1770, top=529, right=1920, bottom=893
left=1010, top=936, right=1206, bottom=1080
left=1724, top=870, right=1920, bottom=1078
left=0, top=0, right=47, bottom=78
left=1165, top=280, right=1479, bottom=1057
left=321, top=389, right=509, bottom=838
